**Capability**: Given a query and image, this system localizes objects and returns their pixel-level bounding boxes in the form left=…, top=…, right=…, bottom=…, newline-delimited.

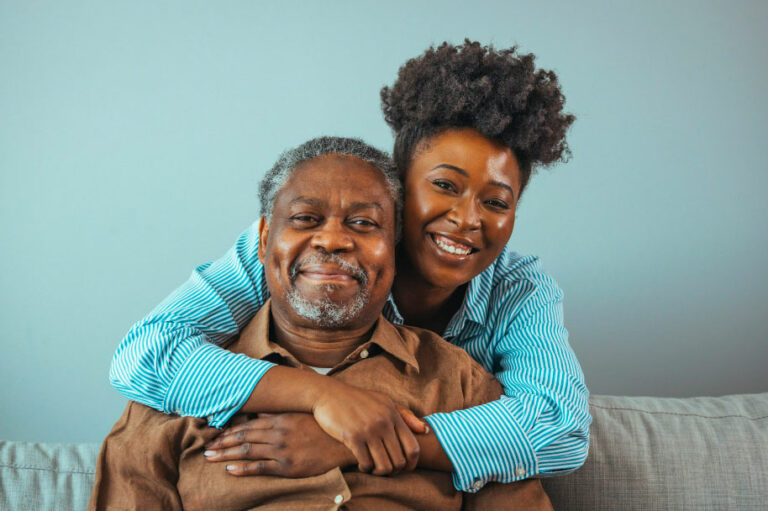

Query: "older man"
left=89, top=137, right=551, bottom=510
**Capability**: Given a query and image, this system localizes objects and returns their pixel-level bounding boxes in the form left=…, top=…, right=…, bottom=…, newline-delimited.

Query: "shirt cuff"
left=424, top=397, right=538, bottom=492
left=163, top=342, right=275, bottom=428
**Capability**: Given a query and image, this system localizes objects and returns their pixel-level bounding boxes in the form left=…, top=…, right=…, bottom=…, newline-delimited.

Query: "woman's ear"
left=257, top=217, right=269, bottom=265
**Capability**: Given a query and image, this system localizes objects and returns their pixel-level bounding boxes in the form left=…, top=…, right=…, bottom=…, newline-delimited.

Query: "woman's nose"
left=445, top=197, right=481, bottom=231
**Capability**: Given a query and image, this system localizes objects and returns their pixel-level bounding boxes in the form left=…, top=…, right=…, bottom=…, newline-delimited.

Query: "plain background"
left=2, top=1, right=766, bottom=443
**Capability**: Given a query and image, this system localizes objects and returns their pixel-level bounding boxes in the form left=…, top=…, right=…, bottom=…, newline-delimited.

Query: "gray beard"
left=286, top=284, right=369, bottom=328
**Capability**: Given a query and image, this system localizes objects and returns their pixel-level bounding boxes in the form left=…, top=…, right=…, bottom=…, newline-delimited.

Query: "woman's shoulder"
left=484, top=243, right=562, bottom=296
left=463, top=243, right=564, bottom=329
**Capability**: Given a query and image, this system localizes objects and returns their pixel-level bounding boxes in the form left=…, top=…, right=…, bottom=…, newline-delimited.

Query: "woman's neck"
left=392, top=253, right=466, bottom=334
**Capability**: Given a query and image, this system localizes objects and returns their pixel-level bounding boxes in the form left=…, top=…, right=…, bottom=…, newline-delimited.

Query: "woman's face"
left=401, top=128, right=521, bottom=289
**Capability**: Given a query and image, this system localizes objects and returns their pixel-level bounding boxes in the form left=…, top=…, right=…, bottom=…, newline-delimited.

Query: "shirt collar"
left=384, top=260, right=496, bottom=339
left=230, top=299, right=419, bottom=373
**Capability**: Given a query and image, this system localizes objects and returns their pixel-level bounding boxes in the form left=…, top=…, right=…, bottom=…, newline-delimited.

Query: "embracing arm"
left=109, top=222, right=274, bottom=426
left=424, top=278, right=591, bottom=492
left=110, top=222, right=422, bottom=472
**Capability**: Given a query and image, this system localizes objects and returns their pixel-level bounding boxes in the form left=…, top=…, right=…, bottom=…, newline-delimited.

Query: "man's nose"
left=446, top=196, right=481, bottom=231
left=310, top=220, right=355, bottom=253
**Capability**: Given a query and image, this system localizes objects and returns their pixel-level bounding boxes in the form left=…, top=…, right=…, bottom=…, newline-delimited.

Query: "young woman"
left=110, top=41, right=590, bottom=492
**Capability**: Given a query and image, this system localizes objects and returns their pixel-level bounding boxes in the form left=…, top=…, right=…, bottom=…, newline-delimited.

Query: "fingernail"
left=203, top=450, right=215, bottom=457
left=226, top=465, right=236, bottom=471
left=424, top=425, right=430, bottom=435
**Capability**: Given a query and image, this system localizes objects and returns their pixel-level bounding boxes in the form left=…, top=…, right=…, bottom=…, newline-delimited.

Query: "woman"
left=110, top=40, right=590, bottom=491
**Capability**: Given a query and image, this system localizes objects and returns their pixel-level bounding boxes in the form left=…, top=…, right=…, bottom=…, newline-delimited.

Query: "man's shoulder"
left=390, top=322, right=502, bottom=407
left=392, top=322, right=490, bottom=374
left=110, top=401, right=209, bottom=439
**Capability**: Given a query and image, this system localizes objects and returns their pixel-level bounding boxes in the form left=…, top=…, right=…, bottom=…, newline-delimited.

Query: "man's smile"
left=298, top=265, right=358, bottom=284
left=289, top=254, right=369, bottom=288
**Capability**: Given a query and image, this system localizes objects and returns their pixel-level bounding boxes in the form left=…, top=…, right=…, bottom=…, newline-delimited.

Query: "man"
left=89, top=137, right=551, bottom=510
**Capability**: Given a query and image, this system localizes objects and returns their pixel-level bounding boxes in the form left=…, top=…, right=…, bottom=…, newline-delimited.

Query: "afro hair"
left=381, top=40, right=575, bottom=191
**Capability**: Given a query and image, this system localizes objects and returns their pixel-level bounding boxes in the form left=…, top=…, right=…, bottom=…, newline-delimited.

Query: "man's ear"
left=257, top=217, right=269, bottom=265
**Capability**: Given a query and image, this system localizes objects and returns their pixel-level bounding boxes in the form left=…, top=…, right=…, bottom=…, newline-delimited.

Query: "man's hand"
left=204, top=413, right=355, bottom=477
left=205, top=387, right=429, bottom=477
left=312, top=381, right=425, bottom=475
left=240, top=367, right=428, bottom=476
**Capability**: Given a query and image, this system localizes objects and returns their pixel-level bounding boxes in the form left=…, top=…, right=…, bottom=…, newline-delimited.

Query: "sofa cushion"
left=2, top=393, right=767, bottom=510
left=0, top=441, right=99, bottom=511
left=543, top=393, right=768, bottom=510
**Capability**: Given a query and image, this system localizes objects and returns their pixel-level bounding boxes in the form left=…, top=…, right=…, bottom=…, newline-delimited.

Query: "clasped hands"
left=203, top=382, right=428, bottom=478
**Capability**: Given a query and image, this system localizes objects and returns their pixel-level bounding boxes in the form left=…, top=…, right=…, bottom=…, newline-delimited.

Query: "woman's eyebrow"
left=431, top=164, right=468, bottom=176
left=431, top=164, right=516, bottom=200
left=488, top=180, right=516, bottom=200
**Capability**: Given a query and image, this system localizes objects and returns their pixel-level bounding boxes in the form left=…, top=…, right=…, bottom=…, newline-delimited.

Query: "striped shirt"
left=109, top=221, right=591, bottom=492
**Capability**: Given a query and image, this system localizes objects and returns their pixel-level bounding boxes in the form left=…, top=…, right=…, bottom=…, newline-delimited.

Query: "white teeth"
left=433, top=235, right=471, bottom=255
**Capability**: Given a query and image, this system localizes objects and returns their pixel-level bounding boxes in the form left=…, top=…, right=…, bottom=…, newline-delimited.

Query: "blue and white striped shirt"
left=110, top=221, right=591, bottom=492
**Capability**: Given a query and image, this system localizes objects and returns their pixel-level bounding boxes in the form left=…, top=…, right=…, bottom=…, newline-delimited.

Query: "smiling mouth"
left=429, top=233, right=476, bottom=256
left=299, top=269, right=356, bottom=283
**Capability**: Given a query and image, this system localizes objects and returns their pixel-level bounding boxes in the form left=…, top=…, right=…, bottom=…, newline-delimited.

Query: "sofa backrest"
left=0, top=442, right=98, bottom=510
left=543, top=393, right=768, bottom=509
left=2, top=393, right=767, bottom=510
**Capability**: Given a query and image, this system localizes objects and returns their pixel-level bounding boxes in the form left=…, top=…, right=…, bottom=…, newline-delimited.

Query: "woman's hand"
left=311, top=382, right=426, bottom=475
left=239, top=367, right=429, bottom=475
left=204, top=413, right=355, bottom=477
left=204, top=397, right=429, bottom=476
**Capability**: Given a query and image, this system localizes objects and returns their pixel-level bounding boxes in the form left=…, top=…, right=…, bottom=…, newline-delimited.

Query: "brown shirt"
left=90, top=300, right=503, bottom=511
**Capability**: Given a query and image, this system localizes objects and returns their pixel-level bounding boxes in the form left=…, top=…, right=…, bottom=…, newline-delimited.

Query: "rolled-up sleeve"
left=424, top=279, right=591, bottom=492
left=109, top=222, right=275, bottom=427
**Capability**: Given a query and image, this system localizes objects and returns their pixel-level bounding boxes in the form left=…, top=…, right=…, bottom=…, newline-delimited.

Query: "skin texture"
left=206, top=155, right=425, bottom=476
left=394, top=128, right=521, bottom=333
left=204, top=129, right=522, bottom=477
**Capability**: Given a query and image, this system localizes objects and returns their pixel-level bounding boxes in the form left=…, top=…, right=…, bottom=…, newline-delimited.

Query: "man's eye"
left=291, top=215, right=319, bottom=223
left=349, top=218, right=378, bottom=228
left=432, top=180, right=457, bottom=192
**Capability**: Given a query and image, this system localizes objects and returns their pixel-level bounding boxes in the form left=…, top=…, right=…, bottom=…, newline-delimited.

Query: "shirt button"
left=515, top=466, right=527, bottom=477
left=359, top=349, right=369, bottom=359
left=334, top=494, right=344, bottom=504
left=472, top=479, right=484, bottom=490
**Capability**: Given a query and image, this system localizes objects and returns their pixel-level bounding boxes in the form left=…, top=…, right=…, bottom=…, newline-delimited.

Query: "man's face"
left=258, top=154, right=396, bottom=330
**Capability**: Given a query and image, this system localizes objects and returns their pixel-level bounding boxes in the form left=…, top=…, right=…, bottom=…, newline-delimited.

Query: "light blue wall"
left=2, top=1, right=766, bottom=443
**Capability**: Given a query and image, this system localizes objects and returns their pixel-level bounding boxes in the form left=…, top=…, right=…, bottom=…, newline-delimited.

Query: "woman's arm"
left=109, top=222, right=273, bottom=427
left=423, top=269, right=592, bottom=492
left=109, top=222, right=423, bottom=472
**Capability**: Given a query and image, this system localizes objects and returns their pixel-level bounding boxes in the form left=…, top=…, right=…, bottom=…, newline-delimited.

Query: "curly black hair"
left=381, top=40, right=575, bottom=192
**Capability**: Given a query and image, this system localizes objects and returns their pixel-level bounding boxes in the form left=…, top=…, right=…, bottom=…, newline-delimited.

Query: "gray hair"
left=258, top=136, right=402, bottom=240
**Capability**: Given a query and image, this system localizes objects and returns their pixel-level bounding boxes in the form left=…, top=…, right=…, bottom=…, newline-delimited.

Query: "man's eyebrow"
left=349, top=201, right=384, bottom=212
left=431, top=164, right=516, bottom=200
left=288, top=196, right=326, bottom=207
left=288, top=197, right=385, bottom=212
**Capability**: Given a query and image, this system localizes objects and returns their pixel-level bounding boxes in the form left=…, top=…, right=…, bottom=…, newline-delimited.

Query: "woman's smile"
left=401, top=128, right=522, bottom=290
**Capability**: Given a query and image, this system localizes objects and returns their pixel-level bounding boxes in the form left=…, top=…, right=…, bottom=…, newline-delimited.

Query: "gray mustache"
left=289, top=253, right=368, bottom=285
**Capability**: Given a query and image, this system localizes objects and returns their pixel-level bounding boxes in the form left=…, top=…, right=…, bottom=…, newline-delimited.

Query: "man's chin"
left=286, top=289, right=368, bottom=329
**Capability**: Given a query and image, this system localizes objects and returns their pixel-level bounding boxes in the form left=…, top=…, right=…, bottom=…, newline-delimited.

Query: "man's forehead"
left=276, top=156, right=393, bottom=209
left=288, top=196, right=385, bottom=212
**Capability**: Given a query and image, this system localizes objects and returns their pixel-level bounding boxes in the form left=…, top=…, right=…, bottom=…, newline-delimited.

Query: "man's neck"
left=269, top=305, right=376, bottom=368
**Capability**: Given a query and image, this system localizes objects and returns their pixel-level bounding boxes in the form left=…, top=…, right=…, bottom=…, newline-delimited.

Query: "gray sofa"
left=2, top=393, right=767, bottom=510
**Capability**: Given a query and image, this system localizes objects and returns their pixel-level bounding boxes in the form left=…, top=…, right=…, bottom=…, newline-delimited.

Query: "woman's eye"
left=432, top=180, right=457, bottom=192
left=485, top=199, right=509, bottom=210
